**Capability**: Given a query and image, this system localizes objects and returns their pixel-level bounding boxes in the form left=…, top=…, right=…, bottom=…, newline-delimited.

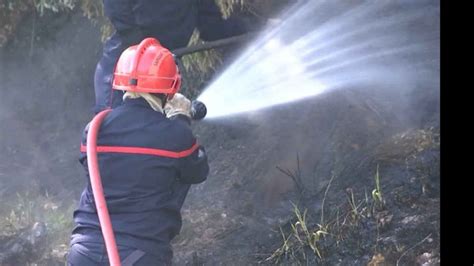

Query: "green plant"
left=291, top=204, right=327, bottom=258
left=264, top=203, right=329, bottom=263
left=215, top=0, right=246, bottom=18
left=179, top=29, right=223, bottom=98
left=371, top=165, right=385, bottom=209
left=320, top=173, right=336, bottom=226
left=2, top=191, right=74, bottom=245
left=346, top=188, right=365, bottom=223
left=264, top=165, right=395, bottom=264
left=33, top=0, right=76, bottom=15
left=265, top=227, right=292, bottom=263
left=4, top=192, right=36, bottom=231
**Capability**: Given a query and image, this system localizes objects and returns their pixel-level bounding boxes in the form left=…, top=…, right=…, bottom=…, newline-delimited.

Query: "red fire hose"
left=86, top=109, right=121, bottom=266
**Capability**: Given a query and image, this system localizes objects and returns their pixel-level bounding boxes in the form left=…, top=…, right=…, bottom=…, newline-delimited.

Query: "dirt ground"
left=0, top=3, right=439, bottom=265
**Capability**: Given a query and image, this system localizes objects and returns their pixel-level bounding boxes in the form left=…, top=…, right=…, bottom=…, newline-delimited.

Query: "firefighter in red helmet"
left=68, top=38, right=209, bottom=265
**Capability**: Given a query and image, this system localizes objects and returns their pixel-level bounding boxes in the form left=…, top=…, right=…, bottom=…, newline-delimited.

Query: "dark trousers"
left=67, top=243, right=171, bottom=266
left=93, top=30, right=144, bottom=113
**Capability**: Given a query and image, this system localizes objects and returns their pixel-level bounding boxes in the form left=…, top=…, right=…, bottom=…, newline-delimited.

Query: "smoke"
left=0, top=11, right=101, bottom=198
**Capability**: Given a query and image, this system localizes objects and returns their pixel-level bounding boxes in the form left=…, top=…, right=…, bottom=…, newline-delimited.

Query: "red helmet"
left=112, top=38, right=181, bottom=98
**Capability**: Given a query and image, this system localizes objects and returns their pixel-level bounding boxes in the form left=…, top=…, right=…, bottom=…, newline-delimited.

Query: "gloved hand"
left=164, top=93, right=192, bottom=119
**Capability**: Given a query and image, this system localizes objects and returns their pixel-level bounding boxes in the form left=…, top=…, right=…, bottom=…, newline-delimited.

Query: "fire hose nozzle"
left=191, top=100, right=207, bottom=120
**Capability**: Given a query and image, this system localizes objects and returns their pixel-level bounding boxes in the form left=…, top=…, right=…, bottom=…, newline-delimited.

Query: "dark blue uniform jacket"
left=71, top=97, right=209, bottom=260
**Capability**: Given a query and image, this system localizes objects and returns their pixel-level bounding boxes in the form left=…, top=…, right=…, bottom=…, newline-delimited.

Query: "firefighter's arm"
left=166, top=93, right=209, bottom=183
left=177, top=145, right=209, bottom=184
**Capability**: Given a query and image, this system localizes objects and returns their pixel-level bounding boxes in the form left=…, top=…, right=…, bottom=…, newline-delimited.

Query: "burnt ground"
left=172, top=91, right=439, bottom=265
left=0, top=4, right=439, bottom=266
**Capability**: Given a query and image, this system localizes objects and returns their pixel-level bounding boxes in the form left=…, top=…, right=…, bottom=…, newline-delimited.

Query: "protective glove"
left=164, top=93, right=192, bottom=119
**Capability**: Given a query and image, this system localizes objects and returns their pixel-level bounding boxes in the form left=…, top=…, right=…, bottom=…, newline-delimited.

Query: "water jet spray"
left=194, top=1, right=438, bottom=120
